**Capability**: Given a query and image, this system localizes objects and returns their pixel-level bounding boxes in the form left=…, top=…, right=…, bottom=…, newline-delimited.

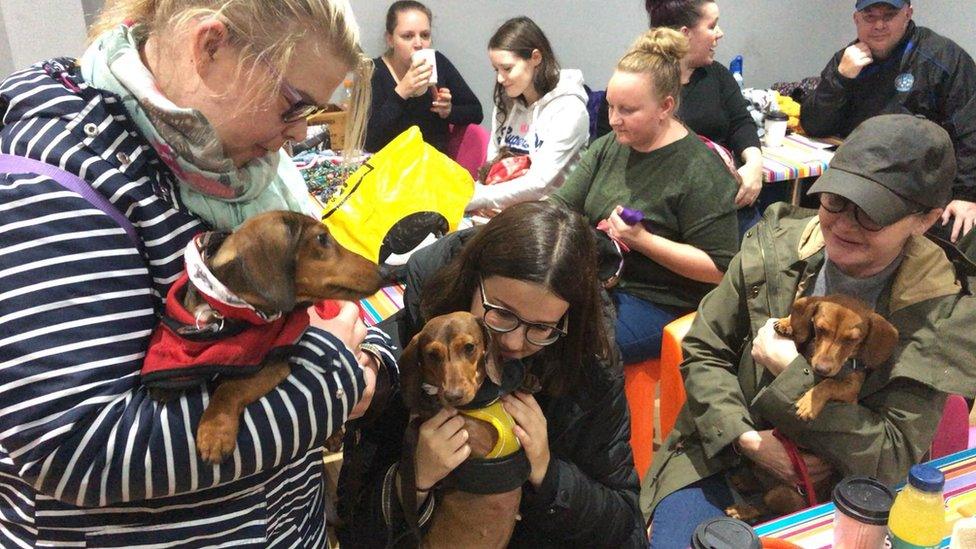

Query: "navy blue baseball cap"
left=856, top=0, right=909, bottom=10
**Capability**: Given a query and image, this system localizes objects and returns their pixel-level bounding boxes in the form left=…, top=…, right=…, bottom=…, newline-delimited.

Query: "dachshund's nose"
left=443, top=389, right=465, bottom=405
left=812, top=363, right=834, bottom=376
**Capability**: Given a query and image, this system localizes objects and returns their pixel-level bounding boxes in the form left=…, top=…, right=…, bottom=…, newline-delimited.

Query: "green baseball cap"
left=809, top=114, right=954, bottom=227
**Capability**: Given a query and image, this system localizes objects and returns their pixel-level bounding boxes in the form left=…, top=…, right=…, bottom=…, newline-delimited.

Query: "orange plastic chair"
left=624, top=312, right=696, bottom=481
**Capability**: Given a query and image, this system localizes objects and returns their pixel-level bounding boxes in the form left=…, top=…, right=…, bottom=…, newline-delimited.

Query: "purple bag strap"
left=0, top=154, right=140, bottom=247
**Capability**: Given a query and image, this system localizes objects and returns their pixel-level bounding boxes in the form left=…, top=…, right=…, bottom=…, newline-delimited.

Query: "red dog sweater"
left=141, top=234, right=310, bottom=390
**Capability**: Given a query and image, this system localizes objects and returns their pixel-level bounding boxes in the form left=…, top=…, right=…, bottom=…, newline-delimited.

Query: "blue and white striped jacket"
left=0, top=59, right=392, bottom=547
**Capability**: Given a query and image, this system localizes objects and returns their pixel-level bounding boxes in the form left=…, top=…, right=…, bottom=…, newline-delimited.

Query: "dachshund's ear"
left=477, top=318, right=504, bottom=386
left=211, top=213, right=304, bottom=314
left=399, top=333, right=424, bottom=412
left=860, top=313, right=899, bottom=368
left=789, top=296, right=821, bottom=344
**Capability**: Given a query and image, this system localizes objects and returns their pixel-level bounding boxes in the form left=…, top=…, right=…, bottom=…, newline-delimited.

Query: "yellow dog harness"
left=458, top=400, right=521, bottom=459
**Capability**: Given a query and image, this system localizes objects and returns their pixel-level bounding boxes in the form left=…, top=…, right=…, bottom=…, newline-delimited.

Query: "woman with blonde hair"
left=553, top=27, right=739, bottom=367
left=0, top=0, right=387, bottom=545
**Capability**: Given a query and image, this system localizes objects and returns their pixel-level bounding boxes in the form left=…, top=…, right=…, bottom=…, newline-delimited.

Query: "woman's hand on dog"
left=503, top=392, right=551, bottom=487
left=308, top=300, right=366, bottom=352
left=416, top=408, right=471, bottom=490
left=751, top=318, right=799, bottom=376
left=309, top=301, right=377, bottom=419
left=737, top=430, right=833, bottom=485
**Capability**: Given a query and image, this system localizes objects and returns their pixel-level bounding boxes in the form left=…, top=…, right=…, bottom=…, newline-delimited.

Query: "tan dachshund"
left=775, top=294, right=899, bottom=421
left=148, top=210, right=383, bottom=464
left=399, top=312, right=535, bottom=549
left=727, top=294, right=899, bottom=523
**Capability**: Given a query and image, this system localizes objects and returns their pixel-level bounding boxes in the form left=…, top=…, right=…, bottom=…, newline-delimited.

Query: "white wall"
left=0, top=0, right=89, bottom=71
left=1, top=0, right=974, bottom=124
left=0, top=2, right=13, bottom=78
left=351, top=0, right=976, bottom=126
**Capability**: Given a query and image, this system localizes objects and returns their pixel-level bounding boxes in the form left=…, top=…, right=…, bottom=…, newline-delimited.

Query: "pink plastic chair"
left=446, top=124, right=490, bottom=179
left=930, top=394, right=971, bottom=459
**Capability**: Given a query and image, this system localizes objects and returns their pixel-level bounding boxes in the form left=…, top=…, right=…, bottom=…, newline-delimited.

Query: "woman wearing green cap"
left=643, top=114, right=976, bottom=547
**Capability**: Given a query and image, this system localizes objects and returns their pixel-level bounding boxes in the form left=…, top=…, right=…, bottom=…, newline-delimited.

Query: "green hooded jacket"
left=641, top=203, right=976, bottom=520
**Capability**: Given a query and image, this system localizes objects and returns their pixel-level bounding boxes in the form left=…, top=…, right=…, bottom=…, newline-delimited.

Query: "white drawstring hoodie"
left=468, top=69, right=589, bottom=211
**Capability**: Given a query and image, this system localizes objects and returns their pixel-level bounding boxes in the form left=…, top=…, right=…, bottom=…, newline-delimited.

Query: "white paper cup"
left=411, top=48, right=438, bottom=85
left=763, top=112, right=789, bottom=147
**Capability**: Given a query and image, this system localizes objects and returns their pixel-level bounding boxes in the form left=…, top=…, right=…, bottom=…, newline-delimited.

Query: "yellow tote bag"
left=321, top=126, right=474, bottom=265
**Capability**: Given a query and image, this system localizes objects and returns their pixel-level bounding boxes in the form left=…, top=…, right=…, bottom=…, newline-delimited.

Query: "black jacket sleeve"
left=800, top=49, right=854, bottom=137
left=435, top=51, right=483, bottom=127
left=937, top=46, right=976, bottom=201
left=516, top=374, right=647, bottom=548
left=364, top=60, right=409, bottom=153
left=715, top=65, right=761, bottom=157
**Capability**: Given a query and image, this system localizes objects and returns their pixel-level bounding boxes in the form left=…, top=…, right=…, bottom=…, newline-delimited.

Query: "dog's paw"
left=725, top=503, right=761, bottom=523
left=795, top=391, right=824, bottom=421
left=196, top=414, right=240, bottom=464
left=773, top=317, right=793, bottom=337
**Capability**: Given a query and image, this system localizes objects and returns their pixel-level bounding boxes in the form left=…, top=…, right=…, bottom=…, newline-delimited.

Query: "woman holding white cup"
left=365, top=0, right=482, bottom=153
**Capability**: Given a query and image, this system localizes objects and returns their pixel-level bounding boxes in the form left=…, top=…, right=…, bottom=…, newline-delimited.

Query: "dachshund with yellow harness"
left=399, top=311, right=537, bottom=548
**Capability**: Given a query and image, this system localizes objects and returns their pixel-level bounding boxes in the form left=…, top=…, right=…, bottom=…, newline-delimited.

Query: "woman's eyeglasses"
left=819, top=192, right=926, bottom=232
left=479, top=278, right=567, bottom=346
left=279, top=79, right=323, bottom=124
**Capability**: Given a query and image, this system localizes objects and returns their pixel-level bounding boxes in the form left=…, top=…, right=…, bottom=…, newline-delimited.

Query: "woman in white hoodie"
left=468, top=16, right=590, bottom=212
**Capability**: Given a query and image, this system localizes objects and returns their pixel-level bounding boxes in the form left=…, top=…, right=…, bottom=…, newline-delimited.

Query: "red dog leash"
left=772, top=429, right=818, bottom=508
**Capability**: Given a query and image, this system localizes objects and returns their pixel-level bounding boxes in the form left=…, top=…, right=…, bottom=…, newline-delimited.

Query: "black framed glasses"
left=819, top=192, right=887, bottom=231
left=478, top=278, right=568, bottom=346
left=279, top=79, right=323, bottom=124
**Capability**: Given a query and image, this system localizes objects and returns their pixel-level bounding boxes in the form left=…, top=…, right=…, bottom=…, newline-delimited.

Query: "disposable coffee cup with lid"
left=763, top=111, right=789, bottom=147
left=831, top=476, right=894, bottom=549
left=690, top=517, right=761, bottom=549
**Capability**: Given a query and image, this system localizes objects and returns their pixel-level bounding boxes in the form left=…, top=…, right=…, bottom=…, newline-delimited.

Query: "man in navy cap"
left=801, top=1, right=976, bottom=243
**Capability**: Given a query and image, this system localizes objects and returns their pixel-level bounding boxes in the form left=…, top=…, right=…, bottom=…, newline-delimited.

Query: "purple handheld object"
left=619, top=207, right=645, bottom=225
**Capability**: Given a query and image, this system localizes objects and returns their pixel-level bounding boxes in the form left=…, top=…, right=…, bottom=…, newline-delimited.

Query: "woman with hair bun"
left=599, top=0, right=763, bottom=227
left=553, top=27, right=739, bottom=368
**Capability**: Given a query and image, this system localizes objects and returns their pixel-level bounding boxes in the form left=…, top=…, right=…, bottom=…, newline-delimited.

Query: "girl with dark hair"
left=337, top=201, right=647, bottom=548
left=467, top=17, right=590, bottom=213
left=365, top=0, right=482, bottom=153
left=599, top=0, right=763, bottom=226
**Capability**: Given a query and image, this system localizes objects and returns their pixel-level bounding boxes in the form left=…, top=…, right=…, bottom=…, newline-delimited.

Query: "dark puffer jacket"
left=336, top=229, right=647, bottom=548
left=801, top=22, right=976, bottom=201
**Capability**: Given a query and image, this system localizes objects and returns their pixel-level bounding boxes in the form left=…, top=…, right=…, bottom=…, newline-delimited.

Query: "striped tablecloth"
left=754, top=447, right=976, bottom=548
left=762, top=135, right=839, bottom=184
left=359, top=283, right=406, bottom=327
